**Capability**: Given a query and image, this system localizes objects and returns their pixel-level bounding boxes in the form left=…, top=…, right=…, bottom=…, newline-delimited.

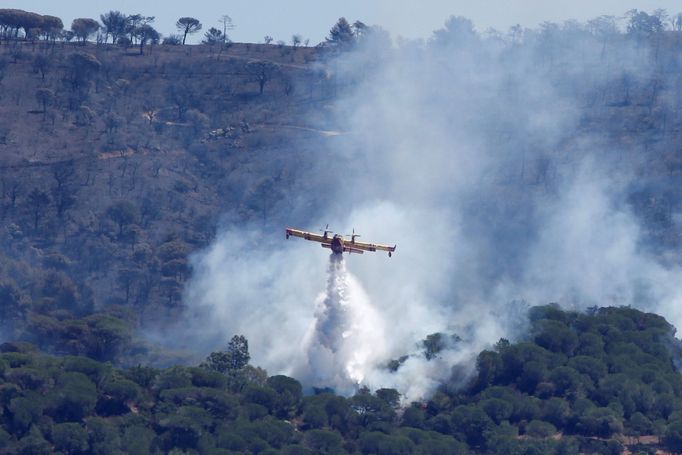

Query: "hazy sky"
left=6, top=0, right=682, bottom=44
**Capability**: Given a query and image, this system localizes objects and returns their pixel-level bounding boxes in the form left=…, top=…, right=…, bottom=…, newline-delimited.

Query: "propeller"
left=344, top=228, right=361, bottom=241
left=320, top=224, right=334, bottom=235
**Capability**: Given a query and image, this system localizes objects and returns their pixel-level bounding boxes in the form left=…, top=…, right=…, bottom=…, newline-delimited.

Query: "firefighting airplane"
left=285, top=225, right=396, bottom=257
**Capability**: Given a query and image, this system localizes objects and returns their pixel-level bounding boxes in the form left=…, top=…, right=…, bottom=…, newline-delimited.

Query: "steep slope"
left=0, top=40, right=337, bottom=362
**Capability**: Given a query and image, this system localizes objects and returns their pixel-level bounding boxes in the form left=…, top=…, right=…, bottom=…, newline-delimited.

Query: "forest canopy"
left=0, top=306, right=677, bottom=453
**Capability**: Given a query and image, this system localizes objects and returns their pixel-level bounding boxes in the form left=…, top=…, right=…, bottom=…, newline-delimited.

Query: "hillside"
left=0, top=39, right=339, bottom=363
left=3, top=21, right=682, bottom=367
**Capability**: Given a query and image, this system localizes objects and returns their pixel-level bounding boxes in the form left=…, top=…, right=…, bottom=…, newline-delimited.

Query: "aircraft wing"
left=285, top=228, right=330, bottom=244
left=348, top=239, right=396, bottom=254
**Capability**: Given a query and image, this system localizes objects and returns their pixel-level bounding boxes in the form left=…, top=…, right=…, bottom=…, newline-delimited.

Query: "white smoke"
left=177, top=17, right=682, bottom=402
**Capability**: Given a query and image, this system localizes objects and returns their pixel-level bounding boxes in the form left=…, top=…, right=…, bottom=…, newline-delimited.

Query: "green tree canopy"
left=176, top=17, right=202, bottom=44
left=71, top=18, right=99, bottom=43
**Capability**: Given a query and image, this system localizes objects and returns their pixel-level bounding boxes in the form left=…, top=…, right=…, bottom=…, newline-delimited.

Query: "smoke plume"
left=179, top=17, right=682, bottom=401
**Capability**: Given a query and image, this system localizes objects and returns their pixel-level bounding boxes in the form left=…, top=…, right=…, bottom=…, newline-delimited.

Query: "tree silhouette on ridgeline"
left=176, top=16, right=202, bottom=45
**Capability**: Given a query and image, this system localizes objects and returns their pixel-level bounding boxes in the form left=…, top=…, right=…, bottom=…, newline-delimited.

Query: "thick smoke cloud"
left=180, top=18, right=682, bottom=401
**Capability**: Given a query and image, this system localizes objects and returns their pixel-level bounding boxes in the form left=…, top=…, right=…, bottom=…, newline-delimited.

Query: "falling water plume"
left=301, top=254, right=386, bottom=394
